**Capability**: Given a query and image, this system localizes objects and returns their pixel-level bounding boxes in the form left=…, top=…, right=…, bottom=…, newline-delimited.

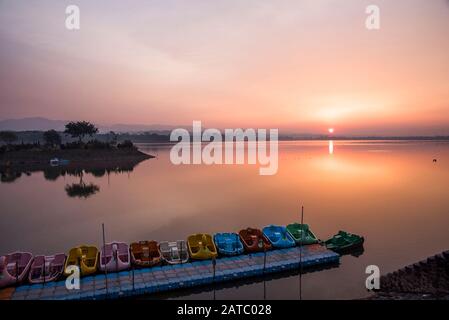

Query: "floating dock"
left=1, top=244, right=339, bottom=300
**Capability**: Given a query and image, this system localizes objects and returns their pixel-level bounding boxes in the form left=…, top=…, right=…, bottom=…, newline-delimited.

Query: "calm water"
left=1, top=141, right=448, bottom=299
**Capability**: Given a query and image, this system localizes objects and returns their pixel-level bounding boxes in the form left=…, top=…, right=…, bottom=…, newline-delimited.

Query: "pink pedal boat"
left=28, top=254, right=66, bottom=284
left=0, top=252, right=33, bottom=288
left=99, top=242, right=130, bottom=273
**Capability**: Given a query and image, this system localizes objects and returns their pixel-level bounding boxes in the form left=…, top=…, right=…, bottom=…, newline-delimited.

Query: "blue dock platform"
left=2, top=244, right=339, bottom=300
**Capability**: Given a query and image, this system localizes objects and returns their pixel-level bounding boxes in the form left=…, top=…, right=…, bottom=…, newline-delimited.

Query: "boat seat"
left=248, top=235, right=258, bottom=245
left=170, top=247, right=180, bottom=259
left=223, top=239, right=233, bottom=250
left=7, top=262, right=18, bottom=273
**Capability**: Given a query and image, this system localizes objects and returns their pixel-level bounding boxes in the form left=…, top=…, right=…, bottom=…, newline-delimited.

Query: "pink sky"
left=0, top=0, right=448, bottom=135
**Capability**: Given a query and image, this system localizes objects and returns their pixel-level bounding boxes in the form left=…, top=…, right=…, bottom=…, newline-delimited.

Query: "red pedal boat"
left=238, top=228, right=272, bottom=253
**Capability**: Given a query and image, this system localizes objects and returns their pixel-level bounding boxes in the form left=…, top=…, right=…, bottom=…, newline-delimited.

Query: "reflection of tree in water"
left=64, top=171, right=100, bottom=198
left=42, top=166, right=134, bottom=181
left=85, top=166, right=135, bottom=176
left=88, top=168, right=106, bottom=178
left=1, top=170, right=22, bottom=183
left=43, top=168, right=62, bottom=181
left=43, top=167, right=82, bottom=181
left=65, top=182, right=100, bottom=198
left=1, top=162, right=139, bottom=199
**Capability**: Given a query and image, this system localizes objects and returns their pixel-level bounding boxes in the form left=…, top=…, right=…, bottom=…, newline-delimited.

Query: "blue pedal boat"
left=262, top=225, right=296, bottom=248
left=213, top=233, right=244, bottom=256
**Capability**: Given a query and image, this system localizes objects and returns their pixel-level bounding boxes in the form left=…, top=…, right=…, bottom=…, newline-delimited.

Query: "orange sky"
left=0, top=0, right=448, bottom=135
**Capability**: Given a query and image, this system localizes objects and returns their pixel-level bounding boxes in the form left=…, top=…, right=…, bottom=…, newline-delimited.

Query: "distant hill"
left=104, top=123, right=184, bottom=133
left=0, top=117, right=67, bottom=131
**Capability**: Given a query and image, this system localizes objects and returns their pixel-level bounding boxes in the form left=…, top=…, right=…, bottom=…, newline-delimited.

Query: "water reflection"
left=328, top=140, right=334, bottom=155
left=0, top=157, right=148, bottom=198
left=64, top=171, right=100, bottom=198
left=151, top=259, right=340, bottom=300
left=1, top=141, right=448, bottom=299
left=1, top=170, right=24, bottom=183
left=347, top=245, right=365, bottom=258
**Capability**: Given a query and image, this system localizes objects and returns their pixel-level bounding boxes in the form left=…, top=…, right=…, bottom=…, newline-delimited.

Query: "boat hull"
left=187, top=234, right=218, bottom=260
left=324, top=231, right=365, bottom=253
left=286, top=223, right=319, bottom=245
left=0, top=252, right=33, bottom=288
left=239, top=228, right=272, bottom=253
left=64, top=245, right=99, bottom=277
left=262, top=225, right=296, bottom=248
left=214, top=233, right=244, bottom=256
left=130, top=241, right=162, bottom=267
left=159, top=240, right=189, bottom=264
left=28, top=254, right=66, bottom=284
left=99, top=242, right=130, bottom=272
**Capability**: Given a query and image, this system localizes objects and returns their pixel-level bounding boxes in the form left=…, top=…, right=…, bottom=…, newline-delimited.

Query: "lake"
left=1, top=140, right=448, bottom=299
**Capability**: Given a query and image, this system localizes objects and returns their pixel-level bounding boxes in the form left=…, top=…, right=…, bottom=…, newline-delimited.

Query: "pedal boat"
left=324, top=230, right=364, bottom=253
left=187, top=234, right=218, bottom=260
left=159, top=240, right=189, bottom=264
left=286, top=223, right=319, bottom=245
left=214, top=233, right=244, bottom=256
left=0, top=252, right=33, bottom=288
left=262, top=225, right=296, bottom=248
left=130, top=241, right=162, bottom=267
left=29, top=253, right=66, bottom=284
left=64, top=245, right=99, bottom=277
left=238, top=227, right=272, bottom=252
left=99, top=242, right=130, bottom=272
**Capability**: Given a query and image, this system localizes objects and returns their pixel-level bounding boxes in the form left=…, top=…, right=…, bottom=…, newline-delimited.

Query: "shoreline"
left=367, top=250, right=449, bottom=300
left=133, top=138, right=449, bottom=145
left=0, top=148, right=154, bottom=172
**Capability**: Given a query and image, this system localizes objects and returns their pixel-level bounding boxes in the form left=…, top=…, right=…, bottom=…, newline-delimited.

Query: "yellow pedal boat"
left=64, top=245, right=99, bottom=276
left=187, top=234, right=218, bottom=260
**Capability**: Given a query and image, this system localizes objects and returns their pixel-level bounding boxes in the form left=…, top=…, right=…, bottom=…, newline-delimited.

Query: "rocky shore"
left=368, top=250, right=449, bottom=300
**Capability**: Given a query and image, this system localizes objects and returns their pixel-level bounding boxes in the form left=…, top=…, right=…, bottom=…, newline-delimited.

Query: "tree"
left=64, top=121, right=98, bottom=142
left=43, top=130, right=61, bottom=146
left=0, top=131, right=18, bottom=144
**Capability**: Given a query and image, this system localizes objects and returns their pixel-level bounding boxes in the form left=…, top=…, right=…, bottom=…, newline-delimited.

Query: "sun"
left=328, top=128, right=334, bottom=134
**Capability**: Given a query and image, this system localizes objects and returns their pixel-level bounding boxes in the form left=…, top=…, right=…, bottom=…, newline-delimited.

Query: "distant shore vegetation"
left=0, top=121, right=139, bottom=153
left=2, top=120, right=449, bottom=150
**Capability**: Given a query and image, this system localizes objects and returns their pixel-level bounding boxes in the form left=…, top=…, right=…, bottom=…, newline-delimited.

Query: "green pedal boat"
left=324, top=230, right=364, bottom=253
left=286, top=223, right=319, bottom=245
